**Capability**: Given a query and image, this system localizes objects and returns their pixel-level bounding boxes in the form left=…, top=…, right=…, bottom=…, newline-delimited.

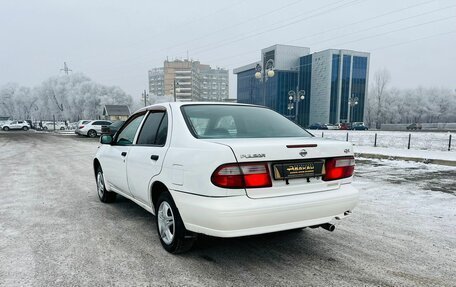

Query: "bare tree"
left=371, top=69, right=391, bottom=129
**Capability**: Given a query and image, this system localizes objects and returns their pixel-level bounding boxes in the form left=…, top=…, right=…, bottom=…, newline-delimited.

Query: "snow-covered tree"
left=0, top=73, right=132, bottom=121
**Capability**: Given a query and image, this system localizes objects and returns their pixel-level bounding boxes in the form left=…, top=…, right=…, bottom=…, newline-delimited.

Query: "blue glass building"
left=234, top=45, right=370, bottom=127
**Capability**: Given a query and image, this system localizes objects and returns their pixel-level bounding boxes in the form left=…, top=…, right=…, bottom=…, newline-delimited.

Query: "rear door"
left=126, top=108, right=169, bottom=205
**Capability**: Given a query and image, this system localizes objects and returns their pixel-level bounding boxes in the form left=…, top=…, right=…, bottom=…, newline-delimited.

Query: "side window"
left=137, top=112, right=165, bottom=145
left=155, top=113, right=168, bottom=146
left=115, top=115, right=145, bottom=146
left=92, top=121, right=102, bottom=125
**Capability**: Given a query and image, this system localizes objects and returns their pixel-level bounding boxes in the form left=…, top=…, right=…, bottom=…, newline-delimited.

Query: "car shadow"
left=109, top=194, right=331, bottom=261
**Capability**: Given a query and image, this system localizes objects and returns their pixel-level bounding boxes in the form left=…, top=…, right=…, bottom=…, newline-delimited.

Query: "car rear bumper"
left=170, top=184, right=359, bottom=238
left=75, top=130, right=87, bottom=135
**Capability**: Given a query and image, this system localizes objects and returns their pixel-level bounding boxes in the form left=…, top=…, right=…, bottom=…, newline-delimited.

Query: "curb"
left=355, top=153, right=456, bottom=167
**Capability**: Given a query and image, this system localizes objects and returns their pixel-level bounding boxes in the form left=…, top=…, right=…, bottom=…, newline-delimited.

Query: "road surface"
left=0, top=131, right=455, bottom=286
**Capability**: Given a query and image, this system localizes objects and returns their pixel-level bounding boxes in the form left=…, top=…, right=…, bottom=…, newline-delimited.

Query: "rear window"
left=181, top=105, right=312, bottom=139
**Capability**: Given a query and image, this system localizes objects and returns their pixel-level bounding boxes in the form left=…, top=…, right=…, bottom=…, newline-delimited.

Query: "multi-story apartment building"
left=148, top=59, right=229, bottom=102
left=148, top=67, right=164, bottom=97
left=234, top=44, right=369, bottom=127
left=200, top=67, right=229, bottom=101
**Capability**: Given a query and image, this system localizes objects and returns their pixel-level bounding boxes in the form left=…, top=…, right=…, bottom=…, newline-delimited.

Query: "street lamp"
left=287, top=88, right=305, bottom=123
left=254, top=59, right=275, bottom=106
left=348, top=94, right=359, bottom=123
left=142, top=90, right=149, bottom=107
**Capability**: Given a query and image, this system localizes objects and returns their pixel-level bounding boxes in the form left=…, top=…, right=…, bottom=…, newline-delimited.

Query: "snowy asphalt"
left=0, top=131, right=455, bottom=287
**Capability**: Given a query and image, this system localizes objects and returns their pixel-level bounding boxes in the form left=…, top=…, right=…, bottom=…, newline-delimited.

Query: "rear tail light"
left=323, top=157, right=355, bottom=181
left=211, top=163, right=272, bottom=189
left=79, top=125, right=84, bottom=129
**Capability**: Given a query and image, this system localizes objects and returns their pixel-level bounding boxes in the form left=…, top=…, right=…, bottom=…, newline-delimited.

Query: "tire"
left=60, top=127, right=65, bottom=130
left=88, top=129, right=97, bottom=138
left=3, top=126, right=9, bottom=131
left=156, top=192, right=195, bottom=253
left=22, top=126, right=29, bottom=131
left=96, top=167, right=116, bottom=203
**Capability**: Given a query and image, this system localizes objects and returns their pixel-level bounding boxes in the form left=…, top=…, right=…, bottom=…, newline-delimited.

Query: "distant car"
left=2, top=120, right=30, bottom=131
left=101, top=120, right=125, bottom=136
left=76, top=120, right=112, bottom=138
left=326, top=124, right=339, bottom=130
left=406, top=123, right=422, bottom=130
left=351, top=122, right=368, bottom=130
left=338, top=123, right=351, bottom=130
left=43, top=122, right=66, bottom=130
left=308, top=123, right=328, bottom=130
left=75, top=120, right=91, bottom=135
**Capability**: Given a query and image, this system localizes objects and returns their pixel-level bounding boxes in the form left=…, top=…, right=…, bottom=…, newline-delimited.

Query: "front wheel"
left=22, top=126, right=29, bottom=131
left=96, top=167, right=116, bottom=203
left=156, top=192, right=195, bottom=253
left=3, top=126, right=9, bottom=131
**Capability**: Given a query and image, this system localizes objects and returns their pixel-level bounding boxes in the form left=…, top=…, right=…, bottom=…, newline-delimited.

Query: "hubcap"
left=97, top=172, right=104, bottom=198
left=158, top=201, right=175, bottom=245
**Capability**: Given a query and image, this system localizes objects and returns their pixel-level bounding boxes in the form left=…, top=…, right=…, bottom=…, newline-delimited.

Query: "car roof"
left=133, top=102, right=262, bottom=115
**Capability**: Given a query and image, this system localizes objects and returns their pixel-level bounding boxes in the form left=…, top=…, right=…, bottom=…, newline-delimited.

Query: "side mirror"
left=100, top=135, right=113, bottom=145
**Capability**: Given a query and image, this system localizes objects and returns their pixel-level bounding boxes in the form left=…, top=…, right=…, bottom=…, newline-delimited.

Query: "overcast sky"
left=1, top=0, right=455, bottom=100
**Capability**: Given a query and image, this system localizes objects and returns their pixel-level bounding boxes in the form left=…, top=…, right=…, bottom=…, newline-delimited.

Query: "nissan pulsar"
left=93, top=103, right=359, bottom=253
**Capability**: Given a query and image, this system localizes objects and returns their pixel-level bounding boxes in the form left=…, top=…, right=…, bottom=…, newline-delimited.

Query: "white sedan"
left=94, top=103, right=358, bottom=253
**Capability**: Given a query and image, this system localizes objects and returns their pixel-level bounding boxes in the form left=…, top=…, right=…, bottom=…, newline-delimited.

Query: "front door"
left=101, top=114, right=145, bottom=196
left=127, top=110, right=169, bottom=205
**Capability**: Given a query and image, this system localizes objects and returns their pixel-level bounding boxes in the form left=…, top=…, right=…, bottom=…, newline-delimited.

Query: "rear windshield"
left=181, top=105, right=312, bottom=139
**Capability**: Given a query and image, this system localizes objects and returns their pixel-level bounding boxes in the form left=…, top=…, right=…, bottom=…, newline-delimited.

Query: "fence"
left=319, top=130, right=453, bottom=152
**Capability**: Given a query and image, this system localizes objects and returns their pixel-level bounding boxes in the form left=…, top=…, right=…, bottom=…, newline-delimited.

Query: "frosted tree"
left=369, top=69, right=391, bottom=128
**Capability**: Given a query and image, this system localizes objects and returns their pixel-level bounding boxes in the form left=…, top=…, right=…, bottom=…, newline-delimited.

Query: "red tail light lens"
left=323, top=157, right=355, bottom=181
left=211, top=164, right=244, bottom=188
left=211, top=163, right=272, bottom=189
left=79, top=125, right=85, bottom=129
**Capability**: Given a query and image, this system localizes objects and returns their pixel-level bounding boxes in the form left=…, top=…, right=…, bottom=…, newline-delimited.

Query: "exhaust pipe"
left=320, top=223, right=335, bottom=232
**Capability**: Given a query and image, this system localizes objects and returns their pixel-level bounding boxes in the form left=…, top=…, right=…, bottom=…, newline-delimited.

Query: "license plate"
left=272, top=161, right=324, bottom=180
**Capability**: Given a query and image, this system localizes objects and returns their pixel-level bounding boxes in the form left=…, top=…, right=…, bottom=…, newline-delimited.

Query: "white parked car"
left=76, top=120, right=112, bottom=137
left=94, top=103, right=359, bottom=253
left=43, top=121, right=66, bottom=130
left=2, top=120, right=30, bottom=131
left=74, top=120, right=91, bottom=135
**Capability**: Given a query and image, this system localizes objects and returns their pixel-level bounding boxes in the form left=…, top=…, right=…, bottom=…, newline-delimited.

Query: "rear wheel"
left=3, top=126, right=9, bottom=131
left=96, top=167, right=116, bottom=203
left=88, top=129, right=97, bottom=138
left=156, top=192, right=195, bottom=253
left=22, top=126, right=29, bottom=131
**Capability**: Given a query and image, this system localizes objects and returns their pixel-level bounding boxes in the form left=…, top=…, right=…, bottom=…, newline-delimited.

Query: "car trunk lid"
left=207, top=137, right=354, bottom=198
